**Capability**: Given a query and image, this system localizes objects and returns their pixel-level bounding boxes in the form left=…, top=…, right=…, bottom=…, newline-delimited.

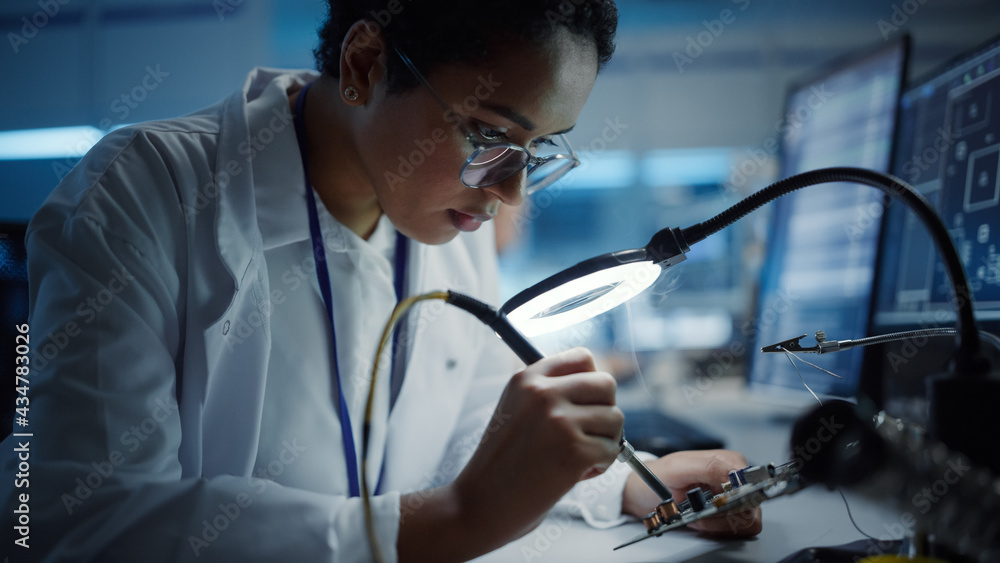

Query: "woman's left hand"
left=621, top=449, right=763, bottom=537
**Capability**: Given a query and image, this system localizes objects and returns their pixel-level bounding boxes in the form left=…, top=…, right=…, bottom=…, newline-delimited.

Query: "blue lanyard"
left=293, top=82, right=408, bottom=497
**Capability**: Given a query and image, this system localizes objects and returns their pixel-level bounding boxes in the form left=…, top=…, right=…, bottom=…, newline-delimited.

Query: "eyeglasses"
left=394, top=48, right=580, bottom=194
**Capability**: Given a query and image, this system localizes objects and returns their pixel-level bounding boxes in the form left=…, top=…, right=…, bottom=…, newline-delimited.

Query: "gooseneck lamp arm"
left=503, top=167, right=988, bottom=377
left=676, top=167, right=986, bottom=376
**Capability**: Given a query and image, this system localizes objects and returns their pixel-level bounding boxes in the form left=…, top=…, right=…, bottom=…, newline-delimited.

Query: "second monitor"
left=747, top=37, right=909, bottom=404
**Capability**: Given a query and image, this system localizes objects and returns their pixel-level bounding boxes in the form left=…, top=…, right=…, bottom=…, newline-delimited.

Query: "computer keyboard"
left=622, top=408, right=725, bottom=456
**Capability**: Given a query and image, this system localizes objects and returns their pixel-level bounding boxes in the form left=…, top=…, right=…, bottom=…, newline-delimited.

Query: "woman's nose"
left=482, top=168, right=526, bottom=207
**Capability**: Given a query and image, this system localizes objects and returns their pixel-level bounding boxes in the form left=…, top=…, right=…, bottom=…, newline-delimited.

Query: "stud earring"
left=344, top=86, right=360, bottom=101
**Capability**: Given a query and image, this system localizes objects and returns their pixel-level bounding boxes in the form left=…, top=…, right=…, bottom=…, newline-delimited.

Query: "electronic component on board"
left=739, top=464, right=773, bottom=485
left=655, top=499, right=680, bottom=522
left=728, top=470, right=740, bottom=488
left=642, top=511, right=662, bottom=532
left=686, top=488, right=706, bottom=512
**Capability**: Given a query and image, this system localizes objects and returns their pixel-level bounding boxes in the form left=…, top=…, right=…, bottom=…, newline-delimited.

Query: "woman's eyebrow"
left=480, top=102, right=537, bottom=131
left=479, top=102, right=576, bottom=136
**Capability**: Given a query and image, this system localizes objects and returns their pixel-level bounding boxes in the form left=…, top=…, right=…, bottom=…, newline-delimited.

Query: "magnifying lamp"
left=500, top=167, right=988, bottom=375
left=501, top=166, right=1000, bottom=473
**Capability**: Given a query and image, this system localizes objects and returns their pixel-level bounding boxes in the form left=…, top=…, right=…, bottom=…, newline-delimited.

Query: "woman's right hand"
left=453, top=347, right=623, bottom=548
left=397, top=347, right=623, bottom=562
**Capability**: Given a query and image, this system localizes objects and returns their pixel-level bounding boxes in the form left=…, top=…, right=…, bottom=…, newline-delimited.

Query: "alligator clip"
left=761, top=334, right=820, bottom=354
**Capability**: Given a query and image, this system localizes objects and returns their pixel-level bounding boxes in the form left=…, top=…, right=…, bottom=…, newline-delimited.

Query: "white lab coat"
left=0, top=68, right=632, bottom=562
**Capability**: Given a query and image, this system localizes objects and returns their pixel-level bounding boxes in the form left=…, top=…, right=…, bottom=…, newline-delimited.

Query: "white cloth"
left=0, top=68, right=634, bottom=562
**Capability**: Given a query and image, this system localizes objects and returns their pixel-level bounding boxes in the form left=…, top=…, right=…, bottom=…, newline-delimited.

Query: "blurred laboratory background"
left=3, top=0, right=1000, bottom=413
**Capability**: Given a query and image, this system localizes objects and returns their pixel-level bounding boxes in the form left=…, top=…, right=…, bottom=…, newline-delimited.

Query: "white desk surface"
left=472, top=384, right=901, bottom=562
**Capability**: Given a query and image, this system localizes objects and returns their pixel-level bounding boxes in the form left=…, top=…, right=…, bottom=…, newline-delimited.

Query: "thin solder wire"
left=781, top=348, right=843, bottom=379
left=780, top=347, right=822, bottom=405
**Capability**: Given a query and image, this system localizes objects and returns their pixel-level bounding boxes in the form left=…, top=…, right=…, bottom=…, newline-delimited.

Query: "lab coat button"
left=223, top=320, right=230, bottom=335
left=446, top=358, right=457, bottom=370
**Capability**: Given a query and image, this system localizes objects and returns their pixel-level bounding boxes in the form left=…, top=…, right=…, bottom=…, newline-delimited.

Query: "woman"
left=4, top=1, right=761, bottom=561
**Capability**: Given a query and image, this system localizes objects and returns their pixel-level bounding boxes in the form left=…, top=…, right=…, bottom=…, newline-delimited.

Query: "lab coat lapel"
left=198, top=70, right=271, bottom=477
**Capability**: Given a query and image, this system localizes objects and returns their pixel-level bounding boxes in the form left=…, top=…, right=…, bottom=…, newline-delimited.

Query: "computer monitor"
left=867, top=33, right=1000, bottom=405
left=1, top=223, right=29, bottom=436
left=747, top=38, right=909, bottom=404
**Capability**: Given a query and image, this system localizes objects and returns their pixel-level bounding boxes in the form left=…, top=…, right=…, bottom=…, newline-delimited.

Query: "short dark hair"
left=313, top=1, right=618, bottom=94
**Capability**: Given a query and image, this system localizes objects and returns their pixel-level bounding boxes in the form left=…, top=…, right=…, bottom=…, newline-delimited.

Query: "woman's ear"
left=338, top=19, right=389, bottom=106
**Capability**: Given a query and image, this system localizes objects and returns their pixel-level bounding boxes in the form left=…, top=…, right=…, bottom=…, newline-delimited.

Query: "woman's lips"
left=449, top=209, right=493, bottom=232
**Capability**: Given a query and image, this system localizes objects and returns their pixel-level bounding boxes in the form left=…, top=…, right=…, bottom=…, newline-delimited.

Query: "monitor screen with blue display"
left=867, top=33, right=1000, bottom=391
left=748, top=38, right=909, bottom=402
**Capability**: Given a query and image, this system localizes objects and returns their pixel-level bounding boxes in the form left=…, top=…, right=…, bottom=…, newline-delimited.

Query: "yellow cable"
left=361, top=291, right=450, bottom=563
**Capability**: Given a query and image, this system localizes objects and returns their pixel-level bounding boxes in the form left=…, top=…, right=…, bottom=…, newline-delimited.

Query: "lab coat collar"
left=214, top=67, right=318, bottom=286
left=249, top=69, right=387, bottom=257
left=249, top=71, right=314, bottom=251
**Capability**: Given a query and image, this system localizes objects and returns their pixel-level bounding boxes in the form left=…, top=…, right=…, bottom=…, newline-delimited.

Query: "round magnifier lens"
left=531, top=281, right=623, bottom=318
left=462, top=146, right=527, bottom=188
left=505, top=260, right=662, bottom=337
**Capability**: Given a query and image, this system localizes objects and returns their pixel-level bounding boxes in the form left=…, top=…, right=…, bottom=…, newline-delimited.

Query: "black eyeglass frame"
left=393, top=47, right=580, bottom=194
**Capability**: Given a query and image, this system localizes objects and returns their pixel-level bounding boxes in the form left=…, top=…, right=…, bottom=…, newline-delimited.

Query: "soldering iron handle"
left=492, top=315, right=545, bottom=365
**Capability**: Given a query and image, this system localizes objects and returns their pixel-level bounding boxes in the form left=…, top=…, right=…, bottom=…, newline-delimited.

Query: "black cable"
left=445, top=291, right=545, bottom=365
left=837, top=487, right=878, bottom=542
